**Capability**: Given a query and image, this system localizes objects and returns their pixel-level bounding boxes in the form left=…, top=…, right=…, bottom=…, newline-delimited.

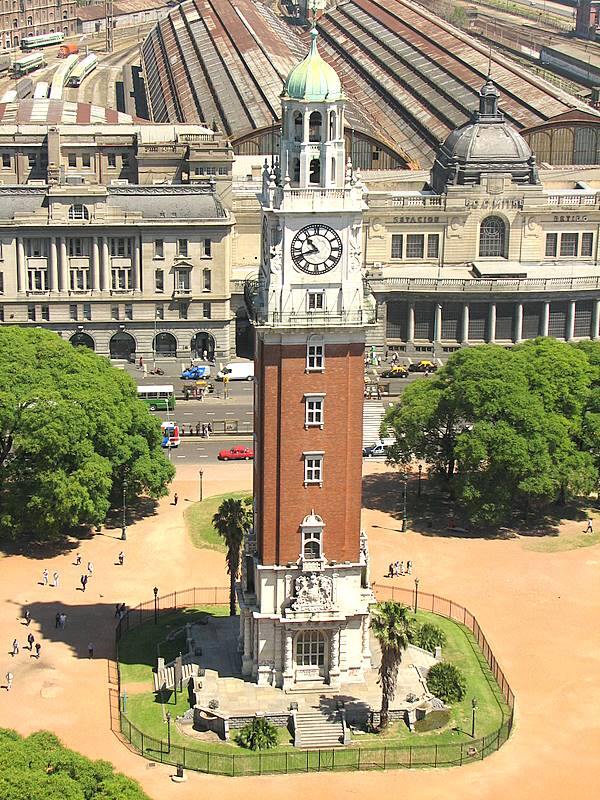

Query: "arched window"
left=329, top=110, right=336, bottom=140
left=308, top=111, right=322, bottom=143
left=309, top=158, right=321, bottom=184
left=26, top=15, right=32, bottom=25
left=479, top=216, right=507, bottom=258
left=62, top=10, right=68, bottom=19
left=293, top=111, right=302, bottom=143
left=300, top=512, right=324, bottom=560
left=68, top=204, right=89, bottom=221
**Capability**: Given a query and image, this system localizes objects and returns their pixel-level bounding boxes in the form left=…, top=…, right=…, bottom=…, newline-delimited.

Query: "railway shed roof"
left=0, top=98, right=136, bottom=125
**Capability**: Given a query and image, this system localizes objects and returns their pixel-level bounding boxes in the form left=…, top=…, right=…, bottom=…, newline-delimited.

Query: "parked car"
left=362, top=443, right=388, bottom=458
left=181, top=365, right=211, bottom=380
left=216, top=362, right=254, bottom=381
left=380, top=365, right=409, bottom=378
left=218, top=445, right=254, bottom=461
left=408, top=359, right=438, bottom=373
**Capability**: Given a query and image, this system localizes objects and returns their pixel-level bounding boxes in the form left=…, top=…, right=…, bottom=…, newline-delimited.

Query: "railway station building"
left=0, top=0, right=76, bottom=50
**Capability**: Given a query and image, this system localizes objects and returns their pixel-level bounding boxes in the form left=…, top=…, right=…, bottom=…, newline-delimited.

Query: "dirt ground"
left=0, top=461, right=598, bottom=800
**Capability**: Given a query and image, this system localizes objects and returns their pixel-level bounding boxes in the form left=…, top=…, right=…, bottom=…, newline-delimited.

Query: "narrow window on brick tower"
left=300, top=512, right=325, bottom=561
left=303, top=453, right=324, bottom=485
left=306, top=336, right=325, bottom=371
left=304, top=394, right=325, bottom=428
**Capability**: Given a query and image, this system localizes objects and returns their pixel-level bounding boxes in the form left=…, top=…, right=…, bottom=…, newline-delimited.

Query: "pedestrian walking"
left=53, top=571, right=59, bottom=588
left=59, top=613, right=66, bottom=629
left=87, top=561, right=93, bottom=576
left=55, top=613, right=61, bottom=629
left=34, top=643, right=41, bottom=659
left=88, top=642, right=94, bottom=659
left=11, top=639, right=18, bottom=656
left=42, top=568, right=49, bottom=586
left=399, top=561, right=405, bottom=576
left=6, top=672, right=13, bottom=691
left=118, top=551, right=124, bottom=566
left=207, top=422, right=212, bottom=438
left=81, top=574, right=88, bottom=592
left=27, top=633, right=34, bottom=650
left=74, top=553, right=82, bottom=566
left=406, top=560, right=413, bottom=575
left=173, top=493, right=179, bottom=506
left=114, top=603, right=121, bottom=618
left=585, top=519, right=594, bottom=534
left=23, top=609, right=31, bottom=626
left=393, top=560, right=400, bottom=577
left=388, top=562, right=394, bottom=578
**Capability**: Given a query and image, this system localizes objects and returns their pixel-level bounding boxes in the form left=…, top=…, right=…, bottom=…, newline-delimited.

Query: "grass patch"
left=521, top=530, right=600, bottom=553
left=118, top=606, right=228, bottom=685
left=184, top=493, right=251, bottom=551
left=414, top=709, right=450, bottom=733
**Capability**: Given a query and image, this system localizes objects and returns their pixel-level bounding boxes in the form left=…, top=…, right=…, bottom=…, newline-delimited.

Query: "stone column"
left=407, top=300, right=415, bottom=343
left=488, top=302, right=496, bottom=343
left=59, top=237, right=68, bottom=293
left=329, top=627, right=341, bottom=688
left=91, top=237, right=99, bottom=291
left=566, top=299, right=576, bottom=341
left=49, top=237, right=58, bottom=292
left=101, top=236, right=110, bottom=291
left=592, top=299, right=600, bottom=340
left=541, top=300, right=550, bottom=338
left=132, top=236, right=140, bottom=291
left=514, top=302, right=523, bottom=344
left=434, top=302, right=442, bottom=344
left=461, top=302, right=469, bottom=345
left=241, top=611, right=252, bottom=676
left=16, top=237, right=26, bottom=293
left=283, top=629, right=294, bottom=690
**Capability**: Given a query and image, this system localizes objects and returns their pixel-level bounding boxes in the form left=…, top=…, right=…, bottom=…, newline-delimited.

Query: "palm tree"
left=212, top=497, right=252, bottom=616
left=370, top=601, right=417, bottom=730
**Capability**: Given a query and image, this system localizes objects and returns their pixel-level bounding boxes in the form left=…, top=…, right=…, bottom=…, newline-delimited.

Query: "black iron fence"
left=116, top=585, right=514, bottom=775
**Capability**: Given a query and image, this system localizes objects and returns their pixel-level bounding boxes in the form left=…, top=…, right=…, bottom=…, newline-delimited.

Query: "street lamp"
left=166, top=710, right=171, bottom=754
left=418, top=464, right=423, bottom=497
left=121, top=479, right=128, bottom=541
left=471, top=697, right=478, bottom=738
left=153, top=586, right=158, bottom=624
left=401, top=477, right=407, bottom=532
left=414, top=576, right=420, bottom=614
left=199, top=468, right=204, bottom=502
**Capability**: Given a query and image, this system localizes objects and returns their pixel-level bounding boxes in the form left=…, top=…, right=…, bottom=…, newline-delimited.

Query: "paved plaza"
left=0, top=461, right=598, bottom=800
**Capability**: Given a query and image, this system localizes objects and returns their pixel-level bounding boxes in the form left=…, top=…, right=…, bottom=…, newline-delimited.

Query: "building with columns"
left=238, top=26, right=374, bottom=690
left=0, top=99, right=236, bottom=361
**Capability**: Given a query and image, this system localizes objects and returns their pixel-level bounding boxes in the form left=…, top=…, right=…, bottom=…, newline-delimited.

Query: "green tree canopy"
left=0, top=729, right=150, bottom=800
left=0, top=328, right=174, bottom=540
left=383, top=339, right=599, bottom=525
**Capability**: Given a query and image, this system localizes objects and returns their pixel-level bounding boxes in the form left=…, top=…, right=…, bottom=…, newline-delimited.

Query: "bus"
left=33, top=81, right=49, bottom=99
left=67, top=53, right=97, bottom=87
left=22, top=32, right=64, bottom=50
left=50, top=53, right=78, bottom=99
left=137, top=385, right=176, bottom=411
left=12, top=52, right=45, bottom=77
left=161, top=421, right=180, bottom=449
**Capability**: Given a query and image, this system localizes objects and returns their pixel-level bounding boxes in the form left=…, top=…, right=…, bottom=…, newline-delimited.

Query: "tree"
left=415, top=622, right=446, bottom=654
left=426, top=662, right=466, bottom=704
left=237, top=717, right=279, bottom=751
left=0, top=328, right=174, bottom=540
left=370, top=601, right=417, bottom=730
left=212, top=497, right=252, bottom=615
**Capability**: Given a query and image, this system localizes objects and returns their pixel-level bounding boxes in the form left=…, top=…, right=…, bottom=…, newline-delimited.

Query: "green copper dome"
left=284, top=28, right=343, bottom=102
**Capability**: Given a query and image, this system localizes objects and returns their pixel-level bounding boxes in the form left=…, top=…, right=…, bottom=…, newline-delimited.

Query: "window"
left=27, top=153, right=36, bottom=168
left=40, top=304, right=49, bottom=321
left=175, top=269, right=190, bottom=292
left=155, top=269, right=164, bottom=292
left=0, top=305, right=4, bottom=322
left=178, top=301, right=189, bottom=320
left=560, top=233, right=578, bottom=258
left=203, top=238, right=212, bottom=257
left=581, top=232, right=593, bottom=257
left=406, top=234, right=425, bottom=259
left=121, top=153, right=130, bottom=168
left=155, top=303, right=164, bottom=321
left=303, top=530, right=322, bottom=559
left=1, top=153, right=10, bottom=168
left=202, top=268, right=211, bottom=291
left=304, top=453, right=323, bottom=485
left=218, top=166, right=228, bottom=175
left=69, top=303, right=78, bottom=321
left=68, top=205, right=89, bottom=221
left=110, top=238, right=131, bottom=258
left=329, top=110, right=336, bottom=140
left=154, top=239, right=164, bottom=259
left=83, top=303, right=91, bottom=321
left=296, top=630, right=325, bottom=667
left=111, top=304, right=119, bottom=321
left=107, top=153, right=116, bottom=168
left=70, top=268, right=89, bottom=291
left=202, top=302, right=211, bottom=319
left=26, top=15, right=32, bottom=25
left=306, top=340, right=324, bottom=371
left=27, top=304, right=36, bottom=321
left=391, top=234, right=403, bottom=259
left=111, top=268, right=131, bottom=290
left=427, top=234, right=440, bottom=259
left=27, top=268, right=47, bottom=292
left=305, top=395, right=324, bottom=427
left=68, top=238, right=89, bottom=258
left=479, top=216, right=507, bottom=258
left=545, top=233, right=558, bottom=257
left=307, top=290, right=324, bottom=312
left=25, top=239, right=47, bottom=258
left=68, top=153, right=76, bottom=167
left=177, top=239, right=188, bottom=258
left=82, top=153, right=91, bottom=168
left=124, top=303, right=133, bottom=321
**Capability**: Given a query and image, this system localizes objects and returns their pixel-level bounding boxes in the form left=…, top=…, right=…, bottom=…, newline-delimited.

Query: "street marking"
left=245, top=412, right=253, bottom=415
left=197, top=454, right=209, bottom=458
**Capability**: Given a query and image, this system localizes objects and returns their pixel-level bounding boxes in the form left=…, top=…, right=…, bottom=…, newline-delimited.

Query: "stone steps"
left=294, top=711, right=344, bottom=749
left=363, top=399, right=386, bottom=446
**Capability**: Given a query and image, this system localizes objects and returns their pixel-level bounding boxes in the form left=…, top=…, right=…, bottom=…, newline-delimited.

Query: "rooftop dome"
left=283, top=27, right=343, bottom=102
left=431, top=80, right=539, bottom=193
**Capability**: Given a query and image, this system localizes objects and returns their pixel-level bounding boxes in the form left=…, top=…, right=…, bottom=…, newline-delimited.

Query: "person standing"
left=585, top=519, right=594, bottom=534
left=55, top=613, right=61, bottom=629
left=23, top=609, right=31, bottom=626
left=27, top=633, right=34, bottom=651
left=81, top=574, right=88, bottom=592
left=53, top=571, right=59, bottom=588
left=399, top=561, right=405, bottom=576
left=42, top=568, right=49, bottom=586
left=74, top=553, right=82, bottom=567
left=59, top=614, right=66, bottom=629
left=6, top=672, right=13, bottom=691
left=118, top=552, right=124, bottom=566
left=88, top=642, right=94, bottom=659
left=34, top=643, right=41, bottom=659
left=173, top=493, right=179, bottom=506
left=87, top=561, right=94, bottom=577
left=11, top=639, right=18, bottom=656
left=406, top=560, right=413, bottom=575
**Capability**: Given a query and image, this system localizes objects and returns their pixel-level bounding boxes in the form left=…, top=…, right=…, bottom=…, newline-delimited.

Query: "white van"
left=216, top=362, right=254, bottom=381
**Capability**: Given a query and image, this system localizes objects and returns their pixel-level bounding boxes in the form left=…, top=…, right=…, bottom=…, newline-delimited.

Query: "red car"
left=218, top=445, right=254, bottom=461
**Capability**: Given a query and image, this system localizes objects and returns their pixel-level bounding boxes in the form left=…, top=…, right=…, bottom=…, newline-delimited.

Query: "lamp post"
left=199, top=468, right=203, bottom=502
left=414, top=576, right=420, bottom=614
left=418, top=463, right=423, bottom=497
left=166, top=710, right=171, bottom=754
left=471, top=697, right=477, bottom=738
left=121, top=479, right=128, bottom=541
left=153, top=586, right=158, bottom=624
left=401, top=477, right=407, bottom=532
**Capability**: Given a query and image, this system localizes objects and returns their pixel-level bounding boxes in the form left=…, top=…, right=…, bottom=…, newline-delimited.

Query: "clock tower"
left=239, top=22, right=375, bottom=691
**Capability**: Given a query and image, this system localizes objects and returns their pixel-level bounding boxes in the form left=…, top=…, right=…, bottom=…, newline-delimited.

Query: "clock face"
left=291, top=224, right=342, bottom=274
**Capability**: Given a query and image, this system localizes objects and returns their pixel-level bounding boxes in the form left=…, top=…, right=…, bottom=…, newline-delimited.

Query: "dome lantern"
left=283, top=25, right=343, bottom=102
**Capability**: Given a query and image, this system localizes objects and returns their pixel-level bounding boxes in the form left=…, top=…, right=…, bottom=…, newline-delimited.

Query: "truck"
left=216, top=362, right=254, bottom=381
left=58, top=43, right=79, bottom=58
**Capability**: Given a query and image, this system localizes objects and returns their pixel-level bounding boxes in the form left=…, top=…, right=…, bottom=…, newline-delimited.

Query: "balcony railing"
left=368, top=274, right=600, bottom=292
left=251, top=309, right=375, bottom=327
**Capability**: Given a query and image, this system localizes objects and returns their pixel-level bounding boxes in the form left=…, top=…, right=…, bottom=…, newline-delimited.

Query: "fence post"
left=174, top=590, right=177, bottom=609
left=409, top=746, right=412, bottom=768
left=383, top=746, right=387, bottom=770
left=357, top=747, right=361, bottom=771
left=435, top=744, right=438, bottom=767
left=460, top=742, right=463, bottom=766
left=141, top=731, right=144, bottom=756
left=207, top=751, right=210, bottom=774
